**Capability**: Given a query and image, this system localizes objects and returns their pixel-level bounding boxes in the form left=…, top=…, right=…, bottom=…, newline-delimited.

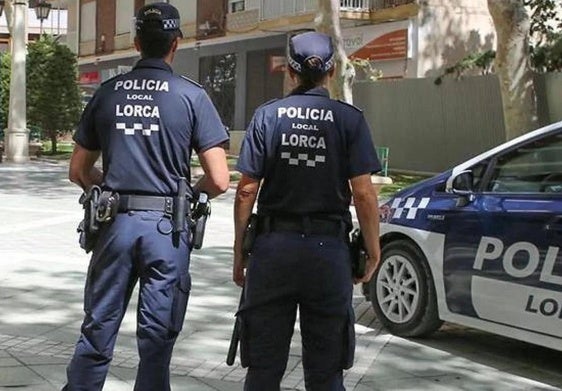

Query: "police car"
left=366, top=121, right=562, bottom=351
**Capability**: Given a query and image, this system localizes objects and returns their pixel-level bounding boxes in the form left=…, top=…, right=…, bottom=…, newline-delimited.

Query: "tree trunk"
left=50, top=131, right=57, bottom=154
left=487, top=0, right=538, bottom=140
left=315, top=0, right=355, bottom=103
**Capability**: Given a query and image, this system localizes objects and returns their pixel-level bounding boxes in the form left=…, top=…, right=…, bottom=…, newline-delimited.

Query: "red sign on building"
left=350, top=29, right=408, bottom=61
left=79, top=71, right=101, bottom=85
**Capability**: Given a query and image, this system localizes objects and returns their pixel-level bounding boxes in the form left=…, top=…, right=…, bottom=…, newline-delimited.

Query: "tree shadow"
left=418, top=3, right=495, bottom=78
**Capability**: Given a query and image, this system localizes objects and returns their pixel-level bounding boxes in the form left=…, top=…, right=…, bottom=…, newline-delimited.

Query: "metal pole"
left=5, top=0, right=29, bottom=163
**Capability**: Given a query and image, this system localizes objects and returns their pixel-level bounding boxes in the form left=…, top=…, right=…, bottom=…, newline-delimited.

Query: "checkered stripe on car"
left=391, top=197, right=430, bottom=220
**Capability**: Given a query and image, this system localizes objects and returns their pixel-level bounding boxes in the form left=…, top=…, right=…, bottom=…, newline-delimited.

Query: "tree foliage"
left=26, top=35, right=82, bottom=153
left=525, top=0, right=562, bottom=71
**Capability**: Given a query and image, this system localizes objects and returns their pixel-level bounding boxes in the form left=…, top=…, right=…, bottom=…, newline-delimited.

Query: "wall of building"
left=80, top=0, right=96, bottom=56
left=415, top=0, right=496, bottom=78
left=80, top=33, right=287, bottom=130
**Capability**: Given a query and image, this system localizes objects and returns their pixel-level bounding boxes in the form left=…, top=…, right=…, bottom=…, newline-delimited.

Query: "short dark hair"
left=290, top=57, right=330, bottom=94
left=137, top=23, right=180, bottom=58
left=135, top=2, right=183, bottom=58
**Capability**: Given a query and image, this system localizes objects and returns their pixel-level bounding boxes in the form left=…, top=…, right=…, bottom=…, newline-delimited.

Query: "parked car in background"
left=364, top=121, right=562, bottom=351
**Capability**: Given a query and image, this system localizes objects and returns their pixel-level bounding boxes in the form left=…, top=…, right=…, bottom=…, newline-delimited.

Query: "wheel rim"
left=375, top=254, right=420, bottom=324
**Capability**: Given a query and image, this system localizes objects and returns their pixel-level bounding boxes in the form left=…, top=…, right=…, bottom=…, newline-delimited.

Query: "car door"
left=442, top=129, right=562, bottom=339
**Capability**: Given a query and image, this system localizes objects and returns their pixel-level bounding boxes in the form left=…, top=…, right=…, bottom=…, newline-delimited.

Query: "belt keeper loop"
left=302, top=216, right=311, bottom=236
left=164, top=197, right=174, bottom=215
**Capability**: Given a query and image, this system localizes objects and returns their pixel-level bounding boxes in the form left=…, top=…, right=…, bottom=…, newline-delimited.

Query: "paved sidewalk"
left=1, top=160, right=562, bottom=390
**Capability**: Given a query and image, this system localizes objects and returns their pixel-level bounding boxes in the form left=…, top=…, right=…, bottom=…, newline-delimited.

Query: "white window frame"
left=229, top=0, right=246, bottom=13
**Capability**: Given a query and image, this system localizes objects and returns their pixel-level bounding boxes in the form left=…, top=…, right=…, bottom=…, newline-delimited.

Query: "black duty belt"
left=257, top=215, right=347, bottom=238
left=118, top=195, right=175, bottom=214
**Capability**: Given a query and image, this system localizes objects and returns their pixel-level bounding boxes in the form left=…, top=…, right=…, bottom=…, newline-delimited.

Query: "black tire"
left=369, top=240, right=442, bottom=337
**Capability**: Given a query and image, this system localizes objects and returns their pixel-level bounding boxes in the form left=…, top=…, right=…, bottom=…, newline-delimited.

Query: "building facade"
left=70, top=0, right=496, bottom=130
left=0, top=3, right=68, bottom=52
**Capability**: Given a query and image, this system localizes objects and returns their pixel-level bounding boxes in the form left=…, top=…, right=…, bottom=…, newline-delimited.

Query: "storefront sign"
left=351, top=29, right=408, bottom=61
left=79, top=71, right=100, bottom=85
left=343, top=20, right=411, bottom=62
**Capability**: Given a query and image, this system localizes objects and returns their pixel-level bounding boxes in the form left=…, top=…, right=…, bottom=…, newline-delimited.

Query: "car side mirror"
left=449, top=170, right=475, bottom=204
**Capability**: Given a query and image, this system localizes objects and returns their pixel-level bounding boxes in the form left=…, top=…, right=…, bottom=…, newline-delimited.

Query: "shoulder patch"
left=180, top=75, right=203, bottom=88
left=337, top=99, right=363, bottom=112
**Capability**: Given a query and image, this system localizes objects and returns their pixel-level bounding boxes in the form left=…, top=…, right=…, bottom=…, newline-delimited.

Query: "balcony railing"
left=260, top=0, right=316, bottom=21
left=372, top=0, right=416, bottom=8
left=259, top=0, right=416, bottom=21
left=340, top=0, right=371, bottom=11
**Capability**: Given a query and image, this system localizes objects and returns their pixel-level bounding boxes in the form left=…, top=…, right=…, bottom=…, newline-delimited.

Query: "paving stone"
left=0, top=366, right=44, bottom=386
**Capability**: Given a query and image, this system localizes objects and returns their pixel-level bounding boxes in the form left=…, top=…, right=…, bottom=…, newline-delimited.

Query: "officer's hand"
left=233, top=253, right=246, bottom=287
left=354, top=254, right=380, bottom=285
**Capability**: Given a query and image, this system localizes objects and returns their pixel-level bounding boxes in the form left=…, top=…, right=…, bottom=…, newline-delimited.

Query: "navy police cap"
left=288, top=31, right=335, bottom=74
left=136, top=2, right=183, bottom=38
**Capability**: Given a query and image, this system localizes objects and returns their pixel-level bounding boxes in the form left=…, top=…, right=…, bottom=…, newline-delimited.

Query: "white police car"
left=366, top=121, right=562, bottom=351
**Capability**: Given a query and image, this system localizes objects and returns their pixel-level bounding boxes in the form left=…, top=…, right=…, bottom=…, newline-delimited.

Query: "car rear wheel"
left=369, top=240, right=442, bottom=337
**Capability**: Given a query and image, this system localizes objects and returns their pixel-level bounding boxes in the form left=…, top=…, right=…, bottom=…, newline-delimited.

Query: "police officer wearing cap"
left=63, top=3, right=229, bottom=390
left=233, top=31, right=382, bottom=390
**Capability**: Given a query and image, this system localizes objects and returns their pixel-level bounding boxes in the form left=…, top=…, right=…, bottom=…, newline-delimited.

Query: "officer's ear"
left=134, top=36, right=141, bottom=53
left=288, top=67, right=298, bottom=83
left=171, top=36, right=180, bottom=54
left=327, top=67, right=335, bottom=79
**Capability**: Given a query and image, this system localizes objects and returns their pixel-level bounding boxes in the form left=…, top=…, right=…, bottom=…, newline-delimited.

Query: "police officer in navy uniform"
left=233, top=31, right=382, bottom=390
left=64, top=3, right=229, bottom=390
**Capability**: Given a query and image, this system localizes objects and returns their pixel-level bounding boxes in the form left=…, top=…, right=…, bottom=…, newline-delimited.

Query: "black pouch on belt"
left=241, top=214, right=259, bottom=260
left=349, top=228, right=367, bottom=279
left=173, top=177, right=188, bottom=233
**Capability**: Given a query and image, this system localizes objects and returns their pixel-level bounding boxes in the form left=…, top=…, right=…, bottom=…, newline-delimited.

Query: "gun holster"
left=190, top=192, right=211, bottom=250
left=96, top=191, right=120, bottom=223
left=349, top=228, right=367, bottom=279
left=77, top=185, right=102, bottom=253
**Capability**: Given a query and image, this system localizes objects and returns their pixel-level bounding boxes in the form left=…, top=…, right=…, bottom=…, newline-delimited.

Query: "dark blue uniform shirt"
left=74, top=58, right=229, bottom=196
left=237, top=87, right=381, bottom=224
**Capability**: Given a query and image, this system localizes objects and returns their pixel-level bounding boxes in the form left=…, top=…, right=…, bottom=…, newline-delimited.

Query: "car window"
left=487, top=131, right=562, bottom=193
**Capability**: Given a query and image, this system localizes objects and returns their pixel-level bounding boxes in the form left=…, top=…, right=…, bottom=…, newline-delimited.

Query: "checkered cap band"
left=287, top=53, right=334, bottom=73
left=287, top=55, right=302, bottom=73
left=162, top=18, right=180, bottom=30
left=136, top=18, right=180, bottom=31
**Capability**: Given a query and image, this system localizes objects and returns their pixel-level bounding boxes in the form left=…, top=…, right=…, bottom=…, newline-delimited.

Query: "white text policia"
left=278, top=107, right=334, bottom=122
left=474, top=236, right=562, bottom=318
left=114, top=79, right=170, bottom=92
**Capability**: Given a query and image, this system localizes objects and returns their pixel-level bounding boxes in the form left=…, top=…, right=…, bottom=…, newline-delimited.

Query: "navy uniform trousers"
left=64, top=211, right=191, bottom=391
left=240, top=231, right=355, bottom=391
